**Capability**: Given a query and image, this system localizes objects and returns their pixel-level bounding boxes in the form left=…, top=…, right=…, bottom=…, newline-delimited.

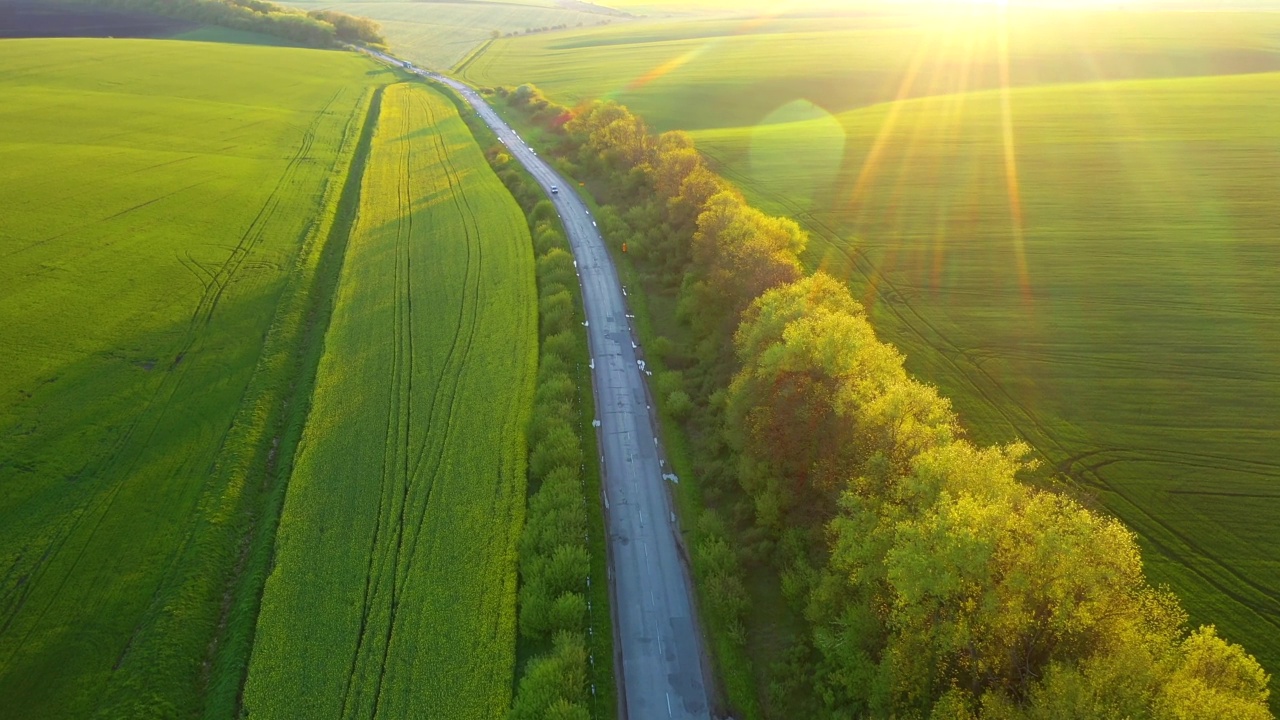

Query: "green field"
left=0, top=38, right=388, bottom=718
left=464, top=3, right=1280, bottom=692
left=461, top=8, right=1280, bottom=130
left=243, top=81, right=537, bottom=719
left=281, top=0, right=630, bottom=69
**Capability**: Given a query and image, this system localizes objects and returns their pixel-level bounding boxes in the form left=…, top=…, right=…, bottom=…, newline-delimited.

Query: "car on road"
left=551, top=185, right=559, bottom=194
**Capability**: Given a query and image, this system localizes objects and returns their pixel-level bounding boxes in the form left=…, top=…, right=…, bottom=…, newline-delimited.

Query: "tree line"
left=511, top=204, right=593, bottom=720
left=55, top=0, right=384, bottom=47
left=497, top=85, right=1273, bottom=719
left=476, top=122, right=607, bottom=717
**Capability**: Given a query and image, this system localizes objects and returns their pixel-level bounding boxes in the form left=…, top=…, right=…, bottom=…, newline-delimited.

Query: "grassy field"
left=0, top=38, right=388, bottom=718
left=281, top=0, right=630, bottom=69
left=243, top=81, right=537, bottom=719
left=461, top=8, right=1280, bottom=130
left=465, top=3, right=1280, bottom=697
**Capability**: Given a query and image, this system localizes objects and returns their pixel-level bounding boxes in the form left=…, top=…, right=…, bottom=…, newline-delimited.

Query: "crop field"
left=461, top=8, right=1280, bottom=130
left=243, top=82, right=537, bottom=719
left=280, top=0, right=629, bottom=69
left=467, top=2, right=1280, bottom=692
left=0, top=38, right=387, bottom=718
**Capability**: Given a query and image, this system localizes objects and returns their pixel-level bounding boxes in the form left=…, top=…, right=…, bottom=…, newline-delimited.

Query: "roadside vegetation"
left=243, top=82, right=537, bottom=719
left=0, top=38, right=390, bottom=718
left=496, top=82, right=1273, bottom=719
left=509, top=202, right=601, bottom=720
left=457, top=87, right=618, bottom=718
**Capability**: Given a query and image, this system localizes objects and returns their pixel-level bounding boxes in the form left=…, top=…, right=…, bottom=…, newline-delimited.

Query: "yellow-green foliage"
left=510, top=206, right=603, bottom=718
left=0, top=38, right=386, bottom=719
left=732, top=273, right=1273, bottom=718
left=243, top=82, right=537, bottom=719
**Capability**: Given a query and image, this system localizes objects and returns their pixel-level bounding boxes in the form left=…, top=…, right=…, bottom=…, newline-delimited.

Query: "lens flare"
left=626, top=45, right=709, bottom=91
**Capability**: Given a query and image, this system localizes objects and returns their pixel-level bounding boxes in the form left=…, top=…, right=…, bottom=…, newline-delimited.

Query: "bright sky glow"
left=615, top=0, right=1280, bottom=12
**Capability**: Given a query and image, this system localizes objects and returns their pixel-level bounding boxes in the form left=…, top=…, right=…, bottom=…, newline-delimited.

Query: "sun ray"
left=996, top=0, right=1032, bottom=303
left=931, top=16, right=980, bottom=291
left=846, top=30, right=937, bottom=213
left=874, top=25, right=966, bottom=285
left=616, top=12, right=783, bottom=95
left=626, top=45, right=709, bottom=92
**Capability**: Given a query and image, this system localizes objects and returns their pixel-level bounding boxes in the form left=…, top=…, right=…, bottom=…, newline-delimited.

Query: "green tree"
left=528, top=422, right=580, bottom=481
left=1158, top=626, right=1271, bottom=720
left=509, top=632, right=589, bottom=719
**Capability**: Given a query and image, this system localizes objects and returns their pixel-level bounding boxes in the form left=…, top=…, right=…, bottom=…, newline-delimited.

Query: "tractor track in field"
left=1054, top=443, right=1280, bottom=631
left=3, top=178, right=213, bottom=260
left=340, top=89, right=419, bottom=719
left=200, top=90, right=345, bottom=328
left=0, top=330, right=205, bottom=663
left=336, top=87, right=489, bottom=719
left=398, top=91, right=486, bottom=582
left=340, top=94, right=409, bottom=720
left=376, top=89, right=488, bottom=718
left=0, top=89, right=346, bottom=668
left=1099, top=465, right=1280, bottom=634
left=369, top=90, right=421, bottom=720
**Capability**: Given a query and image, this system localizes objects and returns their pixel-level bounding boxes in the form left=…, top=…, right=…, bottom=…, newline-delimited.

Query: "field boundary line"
left=453, top=38, right=494, bottom=80
left=217, top=84, right=388, bottom=720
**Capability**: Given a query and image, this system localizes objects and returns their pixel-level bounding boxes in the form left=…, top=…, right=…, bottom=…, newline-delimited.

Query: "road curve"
left=363, top=52, right=713, bottom=720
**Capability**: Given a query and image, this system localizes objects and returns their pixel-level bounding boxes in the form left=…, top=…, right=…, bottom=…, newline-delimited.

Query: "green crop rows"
left=243, top=81, right=537, bottom=719
left=466, top=3, right=1280, bottom=692
left=0, top=38, right=388, bottom=718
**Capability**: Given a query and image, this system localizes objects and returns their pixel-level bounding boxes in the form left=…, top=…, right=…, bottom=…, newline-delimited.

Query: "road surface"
left=363, top=52, right=713, bottom=720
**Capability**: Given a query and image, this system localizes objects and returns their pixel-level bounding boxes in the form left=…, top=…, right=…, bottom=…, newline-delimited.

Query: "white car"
left=551, top=185, right=559, bottom=194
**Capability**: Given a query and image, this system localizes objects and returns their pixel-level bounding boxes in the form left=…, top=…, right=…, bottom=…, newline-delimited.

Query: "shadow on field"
left=0, top=277, right=295, bottom=717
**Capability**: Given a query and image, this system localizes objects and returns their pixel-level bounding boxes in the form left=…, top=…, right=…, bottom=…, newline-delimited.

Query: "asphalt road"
left=369, top=58, right=713, bottom=720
